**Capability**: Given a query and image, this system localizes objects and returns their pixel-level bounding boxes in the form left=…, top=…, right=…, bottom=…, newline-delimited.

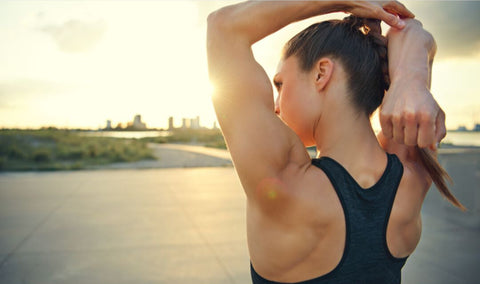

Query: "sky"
left=0, top=1, right=479, bottom=130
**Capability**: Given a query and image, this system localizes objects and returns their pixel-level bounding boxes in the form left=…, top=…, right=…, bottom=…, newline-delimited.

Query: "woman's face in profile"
left=274, top=56, right=320, bottom=146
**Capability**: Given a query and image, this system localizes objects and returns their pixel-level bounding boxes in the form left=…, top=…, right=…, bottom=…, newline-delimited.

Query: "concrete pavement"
left=0, top=145, right=478, bottom=284
left=0, top=168, right=249, bottom=284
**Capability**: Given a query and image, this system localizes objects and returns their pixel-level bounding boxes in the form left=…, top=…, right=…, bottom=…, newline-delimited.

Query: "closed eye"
left=273, top=80, right=282, bottom=91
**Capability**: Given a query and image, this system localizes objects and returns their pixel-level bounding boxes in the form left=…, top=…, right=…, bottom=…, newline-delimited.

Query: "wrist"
left=387, top=75, right=430, bottom=98
left=390, top=66, right=429, bottom=85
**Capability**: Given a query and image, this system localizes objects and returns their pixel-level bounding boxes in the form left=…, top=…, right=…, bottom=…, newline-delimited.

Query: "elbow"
left=207, top=6, right=235, bottom=37
left=207, top=8, right=232, bottom=51
left=207, top=9, right=223, bottom=40
left=207, top=9, right=222, bottom=32
left=207, top=4, right=251, bottom=41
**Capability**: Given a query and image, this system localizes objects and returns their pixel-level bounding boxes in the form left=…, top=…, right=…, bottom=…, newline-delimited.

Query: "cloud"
left=39, top=19, right=107, bottom=53
left=407, top=1, right=480, bottom=59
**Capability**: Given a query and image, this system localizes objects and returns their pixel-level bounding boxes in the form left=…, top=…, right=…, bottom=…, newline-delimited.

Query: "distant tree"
left=114, top=123, right=124, bottom=130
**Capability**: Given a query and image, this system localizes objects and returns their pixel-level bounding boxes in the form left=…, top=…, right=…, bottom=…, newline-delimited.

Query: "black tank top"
left=251, top=153, right=408, bottom=284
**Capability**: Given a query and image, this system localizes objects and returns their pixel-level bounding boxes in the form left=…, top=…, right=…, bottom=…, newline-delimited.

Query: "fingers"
left=377, top=7, right=406, bottom=29
left=381, top=108, right=440, bottom=148
left=379, top=111, right=394, bottom=139
left=348, top=1, right=413, bottom=29
left=435, top=108, right=447, bottom=143
left=378, top=1, right=416, bottom=29
left=417, top=113, right=436, bottom=148
left=392, top=115, right=405, bottom=144
left=383, top=1, right=415, bottom=19
left=403, top=112, right=418, bottom=146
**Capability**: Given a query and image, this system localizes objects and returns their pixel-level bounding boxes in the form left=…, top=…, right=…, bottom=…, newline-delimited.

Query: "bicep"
left=220, top=103, right=308, bottom=195
left=208, top=27, right=309, bottom=198
left=212, top=69, right=309, bottom=198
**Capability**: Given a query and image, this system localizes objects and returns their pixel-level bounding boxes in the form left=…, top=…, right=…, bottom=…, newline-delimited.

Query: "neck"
left=314, top=110, right=385, bottom=170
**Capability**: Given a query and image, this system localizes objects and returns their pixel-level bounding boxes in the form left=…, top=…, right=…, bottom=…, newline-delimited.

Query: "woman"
left=207, top=1, right=463, bottom=283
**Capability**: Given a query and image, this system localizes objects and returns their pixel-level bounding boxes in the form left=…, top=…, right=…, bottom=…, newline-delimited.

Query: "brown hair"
left=284, top=16, right=465, bottom=211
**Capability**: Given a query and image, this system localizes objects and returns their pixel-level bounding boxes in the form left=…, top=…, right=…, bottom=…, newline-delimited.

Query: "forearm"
left=207, top=1, right=341, bottom=45
left=207, top=1, right=342, bottom=95
left=380, top=18, right=444, bottom=149
left=387, top=19, right=437, bottom=89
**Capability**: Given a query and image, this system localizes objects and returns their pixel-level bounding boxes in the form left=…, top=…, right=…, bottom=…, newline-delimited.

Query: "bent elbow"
left=207, top=9, right=222, bottom=31
left=207, top=6, right=235, bottom=36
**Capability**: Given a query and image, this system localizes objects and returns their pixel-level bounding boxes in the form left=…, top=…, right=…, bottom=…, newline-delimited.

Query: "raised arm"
left=378, top=20, right=465, bottom=210
left=207, top=1, right=414, bottom=200
left=380, top=18, right=445, bottom=149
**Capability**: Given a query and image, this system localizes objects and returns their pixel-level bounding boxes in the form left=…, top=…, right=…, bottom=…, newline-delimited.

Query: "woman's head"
left=282, top=16, right=389, bottom=117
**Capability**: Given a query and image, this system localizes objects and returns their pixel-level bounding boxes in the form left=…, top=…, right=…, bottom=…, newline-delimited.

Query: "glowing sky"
left=0, top=1, right=479, bottom=130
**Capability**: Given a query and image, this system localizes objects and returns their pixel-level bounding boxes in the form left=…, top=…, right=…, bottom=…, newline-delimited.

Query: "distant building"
left=457, top=125, right=467, bottom=131
left=105, top=120, right=112, bottom=130
left=181, top=118, right=188, bottom=129
left=132, top=114, right=147, bottom=130
left=190, top=116, right=200, bottom=129
left=167, top=116, right=204, bottom=130
left=474, top=124, right=480, bottom=132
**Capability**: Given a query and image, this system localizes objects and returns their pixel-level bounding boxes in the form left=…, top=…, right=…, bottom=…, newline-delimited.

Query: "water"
left=80, top=131, right=172, bottom=139
left=79, top=130, right=480, bottom=146
left=443, top=131, right=480, bottom=147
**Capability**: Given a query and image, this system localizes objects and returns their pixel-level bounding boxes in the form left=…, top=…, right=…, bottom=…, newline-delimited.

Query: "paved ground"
left=89, top=144, right=233, bottom=170
left=0, top=145, right=478, bottom=284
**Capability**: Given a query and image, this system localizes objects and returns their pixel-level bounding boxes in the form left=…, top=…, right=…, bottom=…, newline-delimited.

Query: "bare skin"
left=381, top=20, right=445, bottom=148
left=207, top=1, right=439, bottom=282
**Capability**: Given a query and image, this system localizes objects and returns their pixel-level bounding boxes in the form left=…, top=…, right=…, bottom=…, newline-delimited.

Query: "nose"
left=274, top=96, right=280, bottom=115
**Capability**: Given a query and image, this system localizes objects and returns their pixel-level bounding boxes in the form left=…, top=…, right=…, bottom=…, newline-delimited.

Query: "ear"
left=313, top=58, right=334, bottom=92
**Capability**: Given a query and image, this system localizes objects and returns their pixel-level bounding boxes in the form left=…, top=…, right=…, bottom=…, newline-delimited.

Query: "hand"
left=380, top=81, right=446, bottom=149
left=381, top=18, right=444, bottom=150
left=342, top=1, right=415, bottom=29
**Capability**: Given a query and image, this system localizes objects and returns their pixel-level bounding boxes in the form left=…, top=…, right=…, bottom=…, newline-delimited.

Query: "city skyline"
left=0, top=1, right=479, bottom=130
left=102, top=114, right=214, bottom=131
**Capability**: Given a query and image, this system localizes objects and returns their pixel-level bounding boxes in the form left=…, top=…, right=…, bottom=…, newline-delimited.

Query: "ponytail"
left=344, top=16, right=466, bottom=211
left=284, top=15, right=466, bottom=211
left=417, top=147, right=466, bottom=211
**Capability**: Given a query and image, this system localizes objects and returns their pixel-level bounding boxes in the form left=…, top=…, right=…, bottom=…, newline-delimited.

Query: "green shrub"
left=32, top=148, right=52, bottom=163
left=7, top=145, right=27, bottom=159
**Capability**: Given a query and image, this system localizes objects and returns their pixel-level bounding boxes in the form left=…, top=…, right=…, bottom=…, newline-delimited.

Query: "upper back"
left=249, top=153, right=427, bottom=283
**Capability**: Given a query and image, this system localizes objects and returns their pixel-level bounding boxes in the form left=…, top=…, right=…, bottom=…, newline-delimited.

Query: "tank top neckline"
left=251, top=153, right=407, bottom=284
left=312, top=153, right=392, bottom=194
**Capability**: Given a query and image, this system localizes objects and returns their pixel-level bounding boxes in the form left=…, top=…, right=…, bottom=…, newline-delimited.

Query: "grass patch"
left=0, top=129, right=155, bottom=171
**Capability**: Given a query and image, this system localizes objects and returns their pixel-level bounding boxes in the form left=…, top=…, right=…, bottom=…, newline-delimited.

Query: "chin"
left=298, top=135, right=316, bottom=148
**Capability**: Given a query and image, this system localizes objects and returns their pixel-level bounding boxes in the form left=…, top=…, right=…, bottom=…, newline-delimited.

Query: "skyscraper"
left=168, top=117, right=174, bottom=130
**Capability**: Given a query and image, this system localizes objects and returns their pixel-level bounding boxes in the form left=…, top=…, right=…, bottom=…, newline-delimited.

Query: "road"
left=0, top=145, right=478, bottom=284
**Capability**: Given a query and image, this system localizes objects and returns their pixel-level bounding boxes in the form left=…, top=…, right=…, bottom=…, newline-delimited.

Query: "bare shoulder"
left=251, top=155, right=342, bottom=224
left=248, top=161, right=345, bottom=277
